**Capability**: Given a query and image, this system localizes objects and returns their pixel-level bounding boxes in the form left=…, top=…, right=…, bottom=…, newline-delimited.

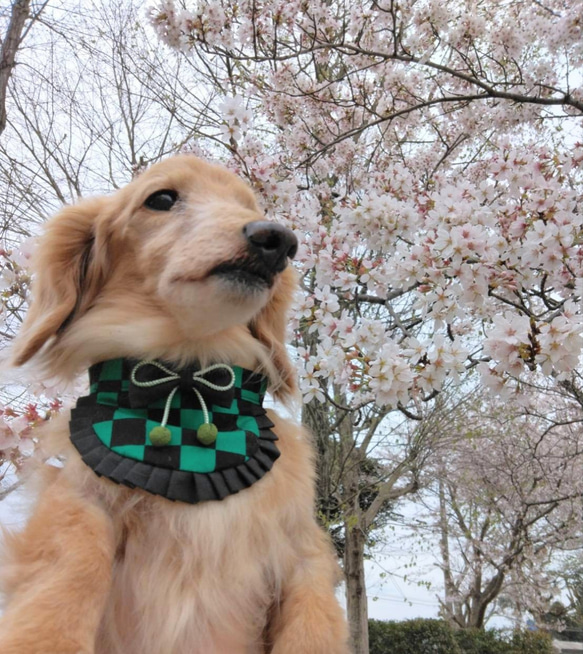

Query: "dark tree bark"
left=345, top=520, right=368, bottom=654
left=0, top=0, right=31, bottom=136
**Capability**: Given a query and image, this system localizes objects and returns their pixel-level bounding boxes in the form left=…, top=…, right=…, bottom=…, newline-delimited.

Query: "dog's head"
left=11, top=155, right=298, bottom=399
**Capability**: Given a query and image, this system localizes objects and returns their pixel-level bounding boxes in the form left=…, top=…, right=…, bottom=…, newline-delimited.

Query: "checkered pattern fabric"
left=70, top=358, right=280, bottom=504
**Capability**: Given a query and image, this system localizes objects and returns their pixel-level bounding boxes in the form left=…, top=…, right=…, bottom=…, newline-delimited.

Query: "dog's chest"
left=95, top=489, right=287, bottom=654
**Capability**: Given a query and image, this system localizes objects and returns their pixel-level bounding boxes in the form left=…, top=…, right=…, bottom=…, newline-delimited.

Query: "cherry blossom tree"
left=149, top=1, right=583, bottom=650
left=413, top=386, right=583, bottom=629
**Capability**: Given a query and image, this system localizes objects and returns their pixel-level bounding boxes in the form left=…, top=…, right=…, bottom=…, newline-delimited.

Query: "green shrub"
left=369, top=619, right=556, bottom=654
left=454, top=627, right=510, bottom=654
left=368, top=618, right=462, bottom=654
left=506, top=629, right=556, bottom=654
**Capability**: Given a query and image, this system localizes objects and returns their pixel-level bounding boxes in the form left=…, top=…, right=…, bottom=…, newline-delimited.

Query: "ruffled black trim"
left=69, top=406, right=280, bottom=504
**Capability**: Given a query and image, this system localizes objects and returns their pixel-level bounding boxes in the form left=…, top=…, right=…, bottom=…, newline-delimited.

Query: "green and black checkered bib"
left=70, top=359, right=280, bottom=504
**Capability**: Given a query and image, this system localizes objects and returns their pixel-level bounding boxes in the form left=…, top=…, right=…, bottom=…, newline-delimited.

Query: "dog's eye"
left=144, top=190, right=178, bottom=211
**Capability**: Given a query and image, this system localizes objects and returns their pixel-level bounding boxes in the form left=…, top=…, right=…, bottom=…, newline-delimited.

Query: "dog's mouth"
left=208, top=258, right=275, bottom=291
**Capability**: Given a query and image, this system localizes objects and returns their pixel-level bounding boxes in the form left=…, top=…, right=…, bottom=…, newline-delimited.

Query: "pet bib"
left=70, top=358, right=280, bottom=504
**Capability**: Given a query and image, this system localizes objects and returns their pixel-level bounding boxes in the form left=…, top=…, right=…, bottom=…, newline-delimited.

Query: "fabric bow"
left=129, top=360, right=236, bottom=411
left=129, top=360, right=237, bottom=446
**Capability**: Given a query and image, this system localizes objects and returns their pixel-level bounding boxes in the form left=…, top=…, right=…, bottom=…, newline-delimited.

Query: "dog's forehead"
left=140, top=155, right=217, bottom=184
left=132, top=156, right=258, bottom=210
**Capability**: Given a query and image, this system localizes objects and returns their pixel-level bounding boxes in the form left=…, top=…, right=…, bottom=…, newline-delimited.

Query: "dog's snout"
left=243, top=221, right=298, bottom=272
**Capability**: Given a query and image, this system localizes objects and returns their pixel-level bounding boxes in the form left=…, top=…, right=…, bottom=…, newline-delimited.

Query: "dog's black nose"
left=243, top=221, right=298, bottom=272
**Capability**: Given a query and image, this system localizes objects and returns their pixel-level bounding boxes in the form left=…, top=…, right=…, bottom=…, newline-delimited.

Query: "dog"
left=0, top=155, right=350, bottom=654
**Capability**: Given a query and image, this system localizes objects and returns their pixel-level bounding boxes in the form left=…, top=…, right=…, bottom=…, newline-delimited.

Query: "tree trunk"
left=0, top=0, right=31, bottom=136
left=344, top=520, right=368, bottom=654
left=437, top=478, right=464, bottom=627
left=466, top=570, right=505, bottom=628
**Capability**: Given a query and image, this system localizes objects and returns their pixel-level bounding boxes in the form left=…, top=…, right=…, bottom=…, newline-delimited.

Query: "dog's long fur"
left=0, top=156, right=350, bottom=654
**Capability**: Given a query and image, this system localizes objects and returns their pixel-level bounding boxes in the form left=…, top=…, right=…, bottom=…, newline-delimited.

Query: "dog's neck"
left=69, top=358, right=280, bottom=504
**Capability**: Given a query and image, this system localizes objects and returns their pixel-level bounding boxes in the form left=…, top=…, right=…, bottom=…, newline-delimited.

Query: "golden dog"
left=0, top=156, right=350, bottom=654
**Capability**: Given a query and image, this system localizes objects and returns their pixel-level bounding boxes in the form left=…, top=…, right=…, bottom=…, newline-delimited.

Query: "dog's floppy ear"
left=250, top=267, right=297, bottom=400
left=12, top=198, right=110, bottom=366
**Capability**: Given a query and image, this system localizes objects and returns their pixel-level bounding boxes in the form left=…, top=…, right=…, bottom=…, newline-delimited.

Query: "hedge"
left=369, top=619, right=557, bottom=654
left=369, top=619, right=462, bottom=654
left=454, top=627, right=556, bottom=654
